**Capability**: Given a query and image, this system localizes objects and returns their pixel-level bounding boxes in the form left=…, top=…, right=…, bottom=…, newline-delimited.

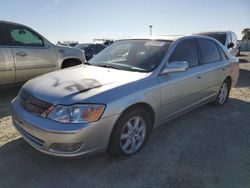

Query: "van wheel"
left=108, top=108, right=152, bottom=157
left=214, top=79, right=231, bottom=106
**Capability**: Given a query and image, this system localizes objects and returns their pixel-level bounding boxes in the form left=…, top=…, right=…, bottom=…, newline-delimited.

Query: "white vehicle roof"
left=194, top=31, right=233, bottom=34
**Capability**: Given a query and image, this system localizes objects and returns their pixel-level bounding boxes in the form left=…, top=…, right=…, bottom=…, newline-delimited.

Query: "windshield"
left=75, top=43, right=91, bottom=50
left=198, top=33, right=227, bottom=45
left=88, top=39, right=172, bottom=72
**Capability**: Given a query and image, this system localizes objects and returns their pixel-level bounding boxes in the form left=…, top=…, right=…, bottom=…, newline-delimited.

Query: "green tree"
left=242, top=28, right=250, bottom=40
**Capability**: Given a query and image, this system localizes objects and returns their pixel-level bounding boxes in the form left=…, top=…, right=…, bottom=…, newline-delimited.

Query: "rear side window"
left=169, top=40, right=199, bottom=67
left=198, top=39, right=221, bottom=64
left=5, top=24, right=44, bottom=47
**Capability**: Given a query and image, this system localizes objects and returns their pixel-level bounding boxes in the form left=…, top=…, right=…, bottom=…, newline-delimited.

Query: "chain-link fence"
left=238, top=40, right=250, bottom=51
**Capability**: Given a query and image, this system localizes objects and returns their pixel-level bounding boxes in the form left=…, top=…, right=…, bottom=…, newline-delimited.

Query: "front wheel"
left=213, top=79, right=231, bottom=106
left=108, top=108, right=152, bottom=157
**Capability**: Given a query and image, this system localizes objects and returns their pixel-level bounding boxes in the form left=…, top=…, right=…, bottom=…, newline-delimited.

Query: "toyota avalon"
left=11, top=35, right=239, bottom=157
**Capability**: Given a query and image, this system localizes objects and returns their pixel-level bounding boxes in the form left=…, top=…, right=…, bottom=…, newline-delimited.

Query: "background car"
left=75, top=43, right=106, bottom=61
left=0, top=21, right=85, bottom=86
left=195, top=31, right=239, bottom=56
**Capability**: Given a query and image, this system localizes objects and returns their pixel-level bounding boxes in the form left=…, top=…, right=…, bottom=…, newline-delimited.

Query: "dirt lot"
left=0, top=53, right=250, bottom=188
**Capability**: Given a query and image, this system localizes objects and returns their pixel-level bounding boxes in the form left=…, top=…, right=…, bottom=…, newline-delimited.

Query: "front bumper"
left=11, top=97, right=120, bottom=157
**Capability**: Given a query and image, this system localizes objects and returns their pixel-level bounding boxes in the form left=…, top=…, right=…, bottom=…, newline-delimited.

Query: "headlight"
left=47, top=104, right=105, bottom=123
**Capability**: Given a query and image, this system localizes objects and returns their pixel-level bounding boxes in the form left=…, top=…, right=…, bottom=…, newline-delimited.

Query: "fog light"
left=49, top=143, right=83, bottom=153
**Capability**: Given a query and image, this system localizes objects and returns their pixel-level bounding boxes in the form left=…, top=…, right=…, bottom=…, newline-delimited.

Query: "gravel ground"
left=0, top=53, right=249, bottom=188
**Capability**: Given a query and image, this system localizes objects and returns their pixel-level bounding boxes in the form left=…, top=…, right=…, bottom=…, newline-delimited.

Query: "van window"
left=6, top=24, right=44, bottom=47
left=169, top=40, right=199, bottom=67
left=198, top=39, right=221, bottom=64
left=231, top=33, right=237, bottom=46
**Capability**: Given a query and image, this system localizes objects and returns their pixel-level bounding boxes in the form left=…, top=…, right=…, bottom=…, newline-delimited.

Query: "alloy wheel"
left=120, top=116, right=146, bottom=154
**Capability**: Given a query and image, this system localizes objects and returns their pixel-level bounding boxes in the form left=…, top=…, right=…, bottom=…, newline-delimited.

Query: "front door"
left=159, top=40, right=204, bottom=122
left=4, top=23, right=57, bottom=83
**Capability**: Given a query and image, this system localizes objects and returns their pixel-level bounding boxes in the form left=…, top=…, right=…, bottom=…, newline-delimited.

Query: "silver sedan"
left=11, top=35, right=239, bottom=157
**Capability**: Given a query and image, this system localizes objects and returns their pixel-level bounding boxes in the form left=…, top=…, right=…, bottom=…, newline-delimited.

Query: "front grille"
left=19, top=90, right=52, bottom=115
left=15, top=124, right=45, bottom=147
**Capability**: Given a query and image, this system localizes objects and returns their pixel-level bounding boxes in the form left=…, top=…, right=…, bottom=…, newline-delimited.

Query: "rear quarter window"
left=198, top=39, right=221, bottom=64
left=217, top=44, right=228, bottom=60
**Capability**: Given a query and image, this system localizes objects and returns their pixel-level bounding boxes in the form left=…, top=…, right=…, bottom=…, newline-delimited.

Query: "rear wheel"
left=108, top=108, right=152, bottom=157
left=214, top=79, right=231, bottom=106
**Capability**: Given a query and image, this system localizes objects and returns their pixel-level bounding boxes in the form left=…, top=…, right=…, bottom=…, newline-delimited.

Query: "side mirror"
left=228, top=42, right=234, bottom=49
left=160, top=61, right=188, bottom=75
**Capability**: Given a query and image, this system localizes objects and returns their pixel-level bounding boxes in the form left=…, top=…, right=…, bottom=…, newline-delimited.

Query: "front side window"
left=89, top=39, right=172, bottom=72
left=169, top=40, right=199, bottom=67
left=198, top=39, right=221, bottom=64
left=6, top=25, right=44, bottom=47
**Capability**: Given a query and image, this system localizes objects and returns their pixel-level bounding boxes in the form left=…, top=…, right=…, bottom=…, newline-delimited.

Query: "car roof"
left=0, top=20, right=28, bottom=27
left=121, top=35, right=185, bottom=41
left=119, top=35, right=223, bottom=43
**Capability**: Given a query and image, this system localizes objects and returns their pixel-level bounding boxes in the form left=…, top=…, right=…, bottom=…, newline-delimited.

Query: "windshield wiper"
left=84, top=62, right=92, bottom=65
left=96, top=64, right=120, bottom=70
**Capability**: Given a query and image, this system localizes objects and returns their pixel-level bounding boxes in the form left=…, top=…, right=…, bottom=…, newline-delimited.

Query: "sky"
left=0, top=0, right=249, bottom=43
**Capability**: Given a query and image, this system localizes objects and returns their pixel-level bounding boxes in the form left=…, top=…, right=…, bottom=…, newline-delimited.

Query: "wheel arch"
left=107, top=102, right=156, bottom=155
left=225, top=76, right=232, bottom=89
left=116, top=102, right=155, bottom=129
left=61, top=58, right=82, bottom=69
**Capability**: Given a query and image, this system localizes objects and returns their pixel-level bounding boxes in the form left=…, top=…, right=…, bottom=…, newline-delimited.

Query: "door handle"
left=16, top=52, right=28, bottom=57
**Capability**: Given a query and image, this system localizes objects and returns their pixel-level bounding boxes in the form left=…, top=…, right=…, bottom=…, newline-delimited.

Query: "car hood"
left=22, top=65, right=149, bottom=104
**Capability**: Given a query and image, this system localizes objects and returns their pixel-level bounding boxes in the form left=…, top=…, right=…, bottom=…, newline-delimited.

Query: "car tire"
left=213, top=79, right=231, bottom=106
left=108, top=108, right=152, bottom=157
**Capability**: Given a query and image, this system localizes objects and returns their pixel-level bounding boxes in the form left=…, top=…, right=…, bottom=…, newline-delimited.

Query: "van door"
left=4, top=23, right=57, bottom=83
left=159, top=40, right=204, bottom=122
left=0, top=24, right=15, bottom=85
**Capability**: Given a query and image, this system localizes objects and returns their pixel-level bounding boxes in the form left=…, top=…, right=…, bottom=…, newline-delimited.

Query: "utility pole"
left=149, top=25, right=153, bottom=36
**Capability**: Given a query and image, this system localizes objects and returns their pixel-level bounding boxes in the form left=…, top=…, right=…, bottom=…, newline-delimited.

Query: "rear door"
left=0, top=23, right=15, bottom=85
left=4, top=23, right=57, bottom=83
left=197, top=39, right=228, bottom=97
left=159, top=39, right=204, bottom=122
